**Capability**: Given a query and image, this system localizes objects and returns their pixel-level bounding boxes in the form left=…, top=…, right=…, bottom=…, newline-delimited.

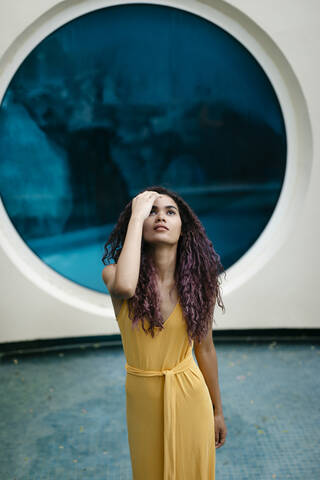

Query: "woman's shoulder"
left=102, top=263, right=129, bottom=318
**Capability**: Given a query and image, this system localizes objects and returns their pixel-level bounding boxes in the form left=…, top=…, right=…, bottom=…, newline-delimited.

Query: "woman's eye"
left=150, top=209, right=176, bottom=215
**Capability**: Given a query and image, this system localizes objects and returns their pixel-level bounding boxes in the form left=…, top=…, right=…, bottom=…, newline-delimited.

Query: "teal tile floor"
left=0, top=340, right=319, bottom=479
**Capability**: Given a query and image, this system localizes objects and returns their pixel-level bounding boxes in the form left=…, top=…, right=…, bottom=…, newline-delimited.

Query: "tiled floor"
left=0, top=340, right=319, bottom=479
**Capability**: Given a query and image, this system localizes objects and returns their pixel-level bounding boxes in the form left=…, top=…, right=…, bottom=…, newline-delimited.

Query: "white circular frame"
left=0, top=0, right=313, bottom=315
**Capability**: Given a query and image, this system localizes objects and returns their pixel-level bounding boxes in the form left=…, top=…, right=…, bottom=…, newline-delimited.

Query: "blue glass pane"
left=0, top=4, right=286, bottom=293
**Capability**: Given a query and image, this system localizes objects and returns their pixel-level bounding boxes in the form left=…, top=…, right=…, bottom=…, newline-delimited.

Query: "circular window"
left=0, top=4, right=286, bottom=294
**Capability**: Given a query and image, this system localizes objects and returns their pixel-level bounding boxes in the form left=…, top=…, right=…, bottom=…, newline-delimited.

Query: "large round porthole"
left=0, top=3, right=286, bottom=293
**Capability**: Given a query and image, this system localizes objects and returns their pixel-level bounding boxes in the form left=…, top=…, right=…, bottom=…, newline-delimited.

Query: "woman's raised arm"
left=102, top=191, right=161, bottom=298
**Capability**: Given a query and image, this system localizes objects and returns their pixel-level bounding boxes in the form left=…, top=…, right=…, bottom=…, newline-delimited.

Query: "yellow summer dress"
left=116, top=297, right=216, bottom=480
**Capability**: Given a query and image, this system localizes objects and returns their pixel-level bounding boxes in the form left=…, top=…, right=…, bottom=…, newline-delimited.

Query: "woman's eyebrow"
left=152, top=205, right=178, bottom=210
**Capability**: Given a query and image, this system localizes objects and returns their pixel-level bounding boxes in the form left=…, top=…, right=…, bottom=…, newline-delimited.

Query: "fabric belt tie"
left=125, top=351, right=194, bottom=480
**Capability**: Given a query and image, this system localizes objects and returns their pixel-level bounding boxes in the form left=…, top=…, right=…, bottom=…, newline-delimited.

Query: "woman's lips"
left=154, top=226, right=168, bottom=231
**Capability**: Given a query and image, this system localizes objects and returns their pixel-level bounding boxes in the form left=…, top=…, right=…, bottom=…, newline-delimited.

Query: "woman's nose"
left=156, top=212, right=165, bottom=221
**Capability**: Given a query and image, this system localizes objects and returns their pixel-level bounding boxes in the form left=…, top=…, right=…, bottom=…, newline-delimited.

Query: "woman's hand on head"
left=131, top=191, right=162, bottom=222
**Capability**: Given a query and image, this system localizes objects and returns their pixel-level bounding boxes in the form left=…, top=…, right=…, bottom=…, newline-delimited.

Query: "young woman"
left=102, top=185, right=227, bottom=479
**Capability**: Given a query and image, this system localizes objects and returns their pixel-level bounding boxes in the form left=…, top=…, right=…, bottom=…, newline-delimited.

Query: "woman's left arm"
left=194, top=332, right=227, bottom=448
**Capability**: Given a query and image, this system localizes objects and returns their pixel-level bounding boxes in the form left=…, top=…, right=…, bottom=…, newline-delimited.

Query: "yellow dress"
left=116, top=297, right=216, bottom=480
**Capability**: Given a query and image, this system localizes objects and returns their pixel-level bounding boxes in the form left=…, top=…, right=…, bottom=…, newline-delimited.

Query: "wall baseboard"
left=0, top=329, right=319, bottom=359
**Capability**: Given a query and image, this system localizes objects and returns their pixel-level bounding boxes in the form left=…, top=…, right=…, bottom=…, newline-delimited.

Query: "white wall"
left=0, top=0, right=319, bottom=343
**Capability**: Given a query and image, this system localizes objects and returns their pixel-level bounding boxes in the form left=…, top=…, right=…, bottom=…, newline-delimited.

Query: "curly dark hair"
left=102, top=185, right=226, bottom=345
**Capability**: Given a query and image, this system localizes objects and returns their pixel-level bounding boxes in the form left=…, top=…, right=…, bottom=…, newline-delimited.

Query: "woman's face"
left=142, top=194, right=182, bottom=245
